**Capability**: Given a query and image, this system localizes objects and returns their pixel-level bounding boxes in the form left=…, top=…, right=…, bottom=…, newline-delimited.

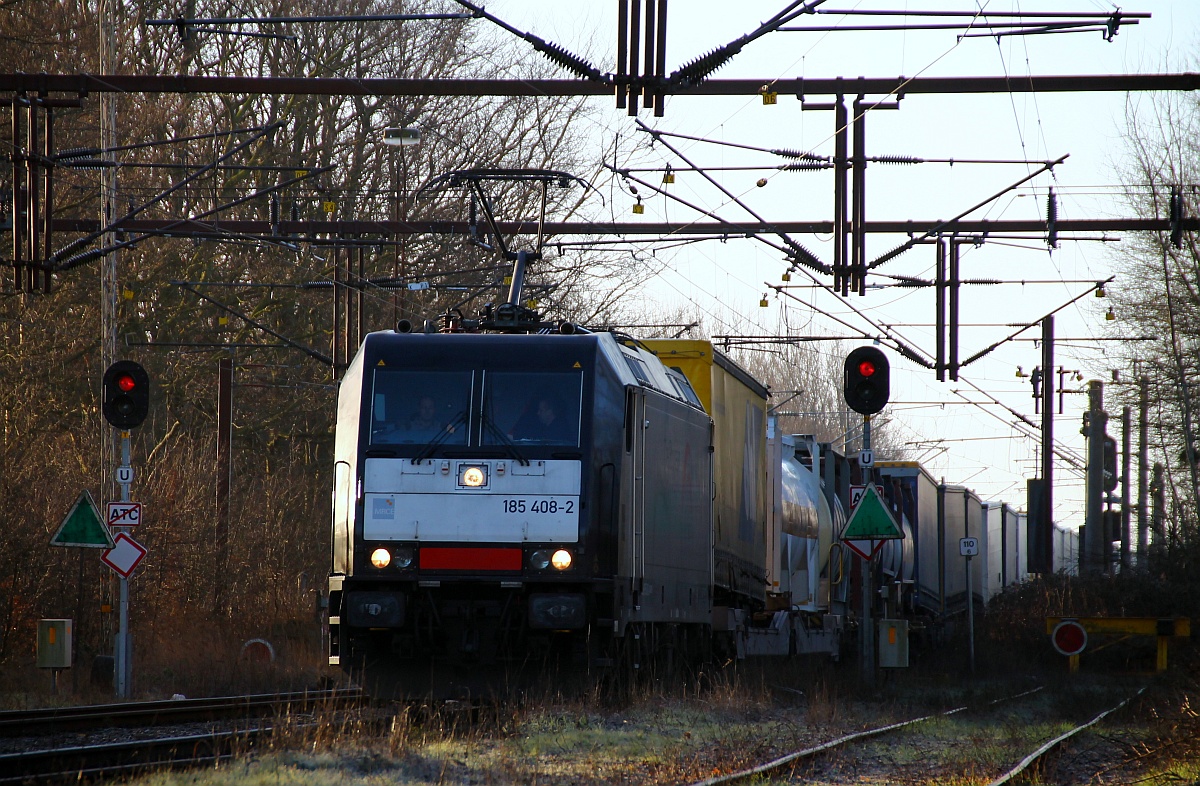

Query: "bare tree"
left=0, top=0, right=659, bottom=688
left=1106, top=80, right=1200, bottom=548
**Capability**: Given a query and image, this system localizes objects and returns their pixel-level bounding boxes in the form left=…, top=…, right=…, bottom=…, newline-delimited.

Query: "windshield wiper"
left=413, top=411, right=469, bottom=464
left=481, top=411, right=530, bottom=467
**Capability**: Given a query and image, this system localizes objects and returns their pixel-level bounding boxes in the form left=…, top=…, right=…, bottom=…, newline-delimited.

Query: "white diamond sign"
left=101, top=532, right=147, bottom=578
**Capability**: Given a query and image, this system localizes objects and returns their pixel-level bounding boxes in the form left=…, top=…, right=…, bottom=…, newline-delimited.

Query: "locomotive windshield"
left=370, top=369, right=472, bottom=445
left=482, top=371, right=582, bottom=447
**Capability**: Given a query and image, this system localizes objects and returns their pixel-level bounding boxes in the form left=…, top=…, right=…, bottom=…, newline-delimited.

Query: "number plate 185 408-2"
left=502, top=498, right=576, bottom=515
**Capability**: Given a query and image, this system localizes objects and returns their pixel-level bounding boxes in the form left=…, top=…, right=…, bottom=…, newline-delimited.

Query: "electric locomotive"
left=327, top=327, right=717, bottom=697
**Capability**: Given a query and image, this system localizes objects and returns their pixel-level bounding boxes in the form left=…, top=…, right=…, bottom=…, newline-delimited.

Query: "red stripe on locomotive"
left=419, top=547, right=523, bottom=571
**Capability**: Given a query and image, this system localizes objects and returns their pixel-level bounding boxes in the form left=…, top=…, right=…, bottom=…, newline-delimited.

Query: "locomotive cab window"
left=623, top=354, right=654, bottom=387
left=666, top=367, right=703, bottom=408
left=483, top=371, right=582, bottom=447
left=370, top=370, right=472, bottom=445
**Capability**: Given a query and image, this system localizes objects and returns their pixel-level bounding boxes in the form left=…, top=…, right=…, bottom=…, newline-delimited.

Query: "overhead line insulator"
left=527, top=37, right=609, bottom=83
left=62, top=158, right=117, bottom=170
left=56, top=247, right=106, bottom=271
left=786, top=240, right=827, bottom=274
left=873, top=240, right=915, bottom=267
left=669, top=38, right=747, bottom=88
left=54, top=146, right=100, bottom=160
left=894, top=340, right=934, bottom=369
left=1046, top=187, right=1058, bottom=249
left=874, top=155, right=921, bottom=165
left=1169, top=186, right=1184, bottom=249
left=771, top=148, right=824, bottom=161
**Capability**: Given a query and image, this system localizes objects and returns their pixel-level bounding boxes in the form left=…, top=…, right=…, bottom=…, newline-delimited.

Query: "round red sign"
left=1051, top=620, right=1088, bottom=656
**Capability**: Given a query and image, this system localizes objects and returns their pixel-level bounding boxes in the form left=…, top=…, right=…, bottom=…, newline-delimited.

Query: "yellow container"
left=642, top=340, right=769, bottom=604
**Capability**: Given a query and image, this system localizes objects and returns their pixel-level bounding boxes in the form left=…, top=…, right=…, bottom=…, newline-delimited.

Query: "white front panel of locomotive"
left=362, top=459, right=581, bottom=542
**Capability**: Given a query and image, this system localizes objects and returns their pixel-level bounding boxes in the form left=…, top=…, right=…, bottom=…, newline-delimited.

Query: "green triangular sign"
left=842, top=482, right=903, bottom=540
left=50, top=490, right=115, bottom=548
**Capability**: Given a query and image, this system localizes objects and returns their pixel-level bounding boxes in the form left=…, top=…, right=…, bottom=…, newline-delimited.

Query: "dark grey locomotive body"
left=327, top=330, right=713, bottom=696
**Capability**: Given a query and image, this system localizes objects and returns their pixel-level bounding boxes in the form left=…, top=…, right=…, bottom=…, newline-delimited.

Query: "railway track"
left=687, top=686, right=1146, bottom=786
left=0, top=724, right=263, bottom=784
left=0, top=683, right=1149, bottom=784
left=0, top=688, right=362, bottom=783
left=0, top=687, right=361, bottom=737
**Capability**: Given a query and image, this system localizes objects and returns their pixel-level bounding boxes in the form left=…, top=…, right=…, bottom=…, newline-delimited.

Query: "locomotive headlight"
left=529, top=550, right=551, bottom=570
left=551, top=549, right=573, bottom=570
left=393, top=546, right=415, bottom=569
left=459, top=464, right=488, bottom=487
left=370, top=547, right=392, bottom=569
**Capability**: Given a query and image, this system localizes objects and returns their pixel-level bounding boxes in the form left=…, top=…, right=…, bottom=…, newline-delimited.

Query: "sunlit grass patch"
left=116, top=749, right=480, bottom=786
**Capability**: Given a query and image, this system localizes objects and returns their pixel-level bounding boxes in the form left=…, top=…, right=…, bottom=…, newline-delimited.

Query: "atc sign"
left=849, top=485, right=866, bottom=509
left=106, top=502, right=142, bottom=527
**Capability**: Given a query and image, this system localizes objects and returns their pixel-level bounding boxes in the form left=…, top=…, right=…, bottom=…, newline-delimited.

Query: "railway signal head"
left=844, top=346, right=890, bottom=415
left=1102, top=435, right=1118, bottom=492
left=102, top=360, right=150, bottom=429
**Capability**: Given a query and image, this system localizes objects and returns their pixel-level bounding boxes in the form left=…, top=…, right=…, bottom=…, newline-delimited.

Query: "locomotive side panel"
left=589, top=355, right=628, bottom=583
left=641, top=339, right=769, bottom=608
left=332, top=349, right=365, bottom=578
left=617, top=387, right=713, bottom=628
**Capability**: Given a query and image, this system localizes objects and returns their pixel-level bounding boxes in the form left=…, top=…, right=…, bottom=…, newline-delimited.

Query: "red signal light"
left=844, top=347, right=889, bottom=415
left=102, top=360, right=149, bottom=428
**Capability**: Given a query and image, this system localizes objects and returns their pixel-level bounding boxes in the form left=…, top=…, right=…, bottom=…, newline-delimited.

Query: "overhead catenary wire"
left=870, top=156, right=1069, bottom=269
left=959, top=279, right=1115, bottom=369
left=634, top=118, right=829, bottom=273
left=607, top=167, right=815, bottom=265
left=146, top=12, right=476, bottom=26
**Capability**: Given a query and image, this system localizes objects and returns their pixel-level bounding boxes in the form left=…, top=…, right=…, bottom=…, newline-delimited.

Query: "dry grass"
left=214, top=664, right=875, bottom=786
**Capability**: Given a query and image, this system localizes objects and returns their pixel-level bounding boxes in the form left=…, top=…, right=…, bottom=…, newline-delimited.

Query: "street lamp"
left=382, top=127, right=421, bottom=327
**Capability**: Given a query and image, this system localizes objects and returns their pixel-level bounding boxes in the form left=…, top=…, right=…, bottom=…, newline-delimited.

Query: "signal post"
left=841, top=347, right=902, bottom=684
left=101, top=361, right=150, bottom=698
